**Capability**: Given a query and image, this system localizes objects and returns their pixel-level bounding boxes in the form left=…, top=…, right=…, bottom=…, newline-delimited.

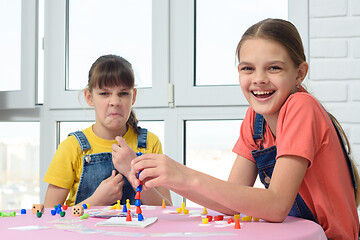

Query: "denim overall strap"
left=251, top=114, right=318, bottom=223
left=137, top=128, right=148, bottom=149
left=69, top=131, right=91, bottom=151
left=253, top=113, right=266, bottom=142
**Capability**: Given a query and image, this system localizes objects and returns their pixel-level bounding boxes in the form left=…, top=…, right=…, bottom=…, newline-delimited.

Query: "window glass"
left=0, top=122, right=40, bottom=210
left=185, top=120, right=241, bottom=207
left=67, top=0, right=152, bottom=90
left=0, top=0, right=21, bottom=91
left=195, top=0, right=288, bottom=86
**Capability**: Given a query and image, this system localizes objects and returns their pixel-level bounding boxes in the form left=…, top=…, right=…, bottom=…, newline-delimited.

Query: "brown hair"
left=236, top=18, right=305, bottom=67
left=236, top=18, right=360, bottom=206
left=87, top=54, right=141, bottom=134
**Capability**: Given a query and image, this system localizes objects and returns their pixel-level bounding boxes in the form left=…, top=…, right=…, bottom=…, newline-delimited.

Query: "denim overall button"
left=85, top=156, right=91, bottom=163
left=264, top=176, right=271, bottom=184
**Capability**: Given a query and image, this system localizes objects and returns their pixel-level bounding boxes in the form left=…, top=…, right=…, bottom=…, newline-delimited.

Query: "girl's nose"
left=109, top=95, right=121, bottom=106
left=252, top=70, right=269, bottom=85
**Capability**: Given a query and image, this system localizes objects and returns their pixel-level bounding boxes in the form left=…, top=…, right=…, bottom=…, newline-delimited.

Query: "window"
left=185, top=120, right=240, bottom=207
left=195, top=0, right=288, bottom=86
left=0, top=122, right=40, bottom=210
left=0, top=0, right=21, bottom=91
left=67, top=0, right=152, bottom=90
left=47, top=0, right=169, bottom=109
left=0, top=0, right=37, bottom=109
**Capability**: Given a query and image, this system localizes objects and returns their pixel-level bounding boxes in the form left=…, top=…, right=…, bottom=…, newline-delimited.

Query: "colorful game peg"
left=21, top=209, right=26, bottom=215
left=36, top=212, right=42, bottom=218
left=161, top=199, right=166, bottom=209
left=82, top=203, right=88, bottom=209
left=136, top=185, right=142, bottom=192
left=138, top=213, right=144, bottom=221
left=60, top=211, right=66, bottom=217
left=62, top=205, right=68, bottom=210
left=202, top=207, right=207, bottom=215
left=242, top=215, right=252, bottom=222
left=51, top=210, right=56, bottom=216
left=126, top=210, right=132, bottom=221
left=214, top=215, right=224, bottom=221
left=136, top=206, right=142, bottom=214
left=126, top=199, right=131, bottom=210
left=227, top=218, right=234, bottom=224
left=135, top=199, right=141, bottom=207
left=234, top=219, right=241, bottom=229
left=122, top=204, right=127, bottom=213
left=202, top=218, right=209, bottom=224
left=135, top=191, right=141, bottom=200
left=80, top=213, right=89, bottom=219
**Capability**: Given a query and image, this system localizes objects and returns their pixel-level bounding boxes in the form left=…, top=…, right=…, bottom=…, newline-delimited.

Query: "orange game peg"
left=161, top=199, right=166, bottom=208
left=234, top=218, right=241, bottom=229
left=126, top=210, right=132, bottom=221
left=136, top=206, right=142, bottom=214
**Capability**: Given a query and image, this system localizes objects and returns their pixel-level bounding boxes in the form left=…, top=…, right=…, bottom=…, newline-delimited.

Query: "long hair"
left=87, top=54, right=141, bottom=134
left=236, top=19, right=360, bottom=206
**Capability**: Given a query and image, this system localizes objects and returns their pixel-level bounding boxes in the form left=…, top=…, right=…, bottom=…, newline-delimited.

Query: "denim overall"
left=70, top=128, right=148, bottom=205
left=251, top=113, right=357, bottom=223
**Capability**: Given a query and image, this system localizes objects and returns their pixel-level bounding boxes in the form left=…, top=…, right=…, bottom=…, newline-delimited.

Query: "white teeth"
left=253, top=90, right=272, bottom=95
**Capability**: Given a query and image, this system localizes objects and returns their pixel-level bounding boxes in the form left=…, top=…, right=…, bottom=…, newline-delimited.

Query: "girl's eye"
left=119, top=92, right=129, bottom=96
left=241, top=66, right=253, bottom=71
left=269, top=66, right=281, bottom=71
left=99, top=92, right=109, bottom=96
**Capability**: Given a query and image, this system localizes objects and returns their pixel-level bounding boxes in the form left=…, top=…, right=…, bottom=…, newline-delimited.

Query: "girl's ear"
left=296, top=62, right=309, bottom=86
left=132, top=88, right=137, bottom=105
left=84, top=89, right=94, bottom=107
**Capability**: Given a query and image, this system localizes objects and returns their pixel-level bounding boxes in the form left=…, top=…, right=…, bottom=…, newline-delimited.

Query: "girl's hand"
left=90, top=170, right=124, bottom=205
left=111, top=136, right=137, bottom=178
left=131, top=153, right=192, bottom=191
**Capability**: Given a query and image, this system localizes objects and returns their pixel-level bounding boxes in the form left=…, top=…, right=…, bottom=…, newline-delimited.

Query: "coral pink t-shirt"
left=233, top=92, right=358, bottom=240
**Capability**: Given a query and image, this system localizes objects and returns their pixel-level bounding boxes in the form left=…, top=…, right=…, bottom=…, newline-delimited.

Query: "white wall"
left=309, top=0, right=360, bottom=165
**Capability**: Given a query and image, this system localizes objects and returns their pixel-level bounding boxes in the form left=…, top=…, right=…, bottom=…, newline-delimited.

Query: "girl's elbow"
left=266, top=205, right=291, bottom=223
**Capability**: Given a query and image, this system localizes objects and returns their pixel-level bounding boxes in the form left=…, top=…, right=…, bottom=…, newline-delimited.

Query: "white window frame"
left=0, top=0, right=37, bottom=109
left=45, top=0, right=169, bottom=109
left=173, top=0, right=309, bottom=106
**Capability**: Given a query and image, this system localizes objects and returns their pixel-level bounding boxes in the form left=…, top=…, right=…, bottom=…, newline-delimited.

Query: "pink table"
left=0, top=206, right=327, bottom=240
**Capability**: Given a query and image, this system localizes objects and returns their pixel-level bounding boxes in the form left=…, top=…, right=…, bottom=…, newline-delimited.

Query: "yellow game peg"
left=202, top=207, right=208, bottom=215
left=242, top=215, right=252, bottom=222
left=126, top=199, right=130, bottom=210
left=234, top=214, right=240, bottom=220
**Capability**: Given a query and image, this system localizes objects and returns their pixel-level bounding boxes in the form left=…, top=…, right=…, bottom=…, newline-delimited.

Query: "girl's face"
left=85, top=84, right=137, bottom=140
left=238, top=38, right=307, bottom=120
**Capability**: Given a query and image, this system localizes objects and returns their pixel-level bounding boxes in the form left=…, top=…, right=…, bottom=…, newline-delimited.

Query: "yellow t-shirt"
left=43, top=125, right=163, bottom=206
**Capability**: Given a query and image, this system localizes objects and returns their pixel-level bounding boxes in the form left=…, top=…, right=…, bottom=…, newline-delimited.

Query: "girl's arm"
left=44, top=184, right=69, bottom=208
left=140, top=186, right=172, bottom=206
left=132, top=153, right=308, bottom=222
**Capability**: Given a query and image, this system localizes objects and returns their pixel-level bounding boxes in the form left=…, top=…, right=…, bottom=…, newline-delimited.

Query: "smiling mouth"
left=252, top=90, right=275, bottom=98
